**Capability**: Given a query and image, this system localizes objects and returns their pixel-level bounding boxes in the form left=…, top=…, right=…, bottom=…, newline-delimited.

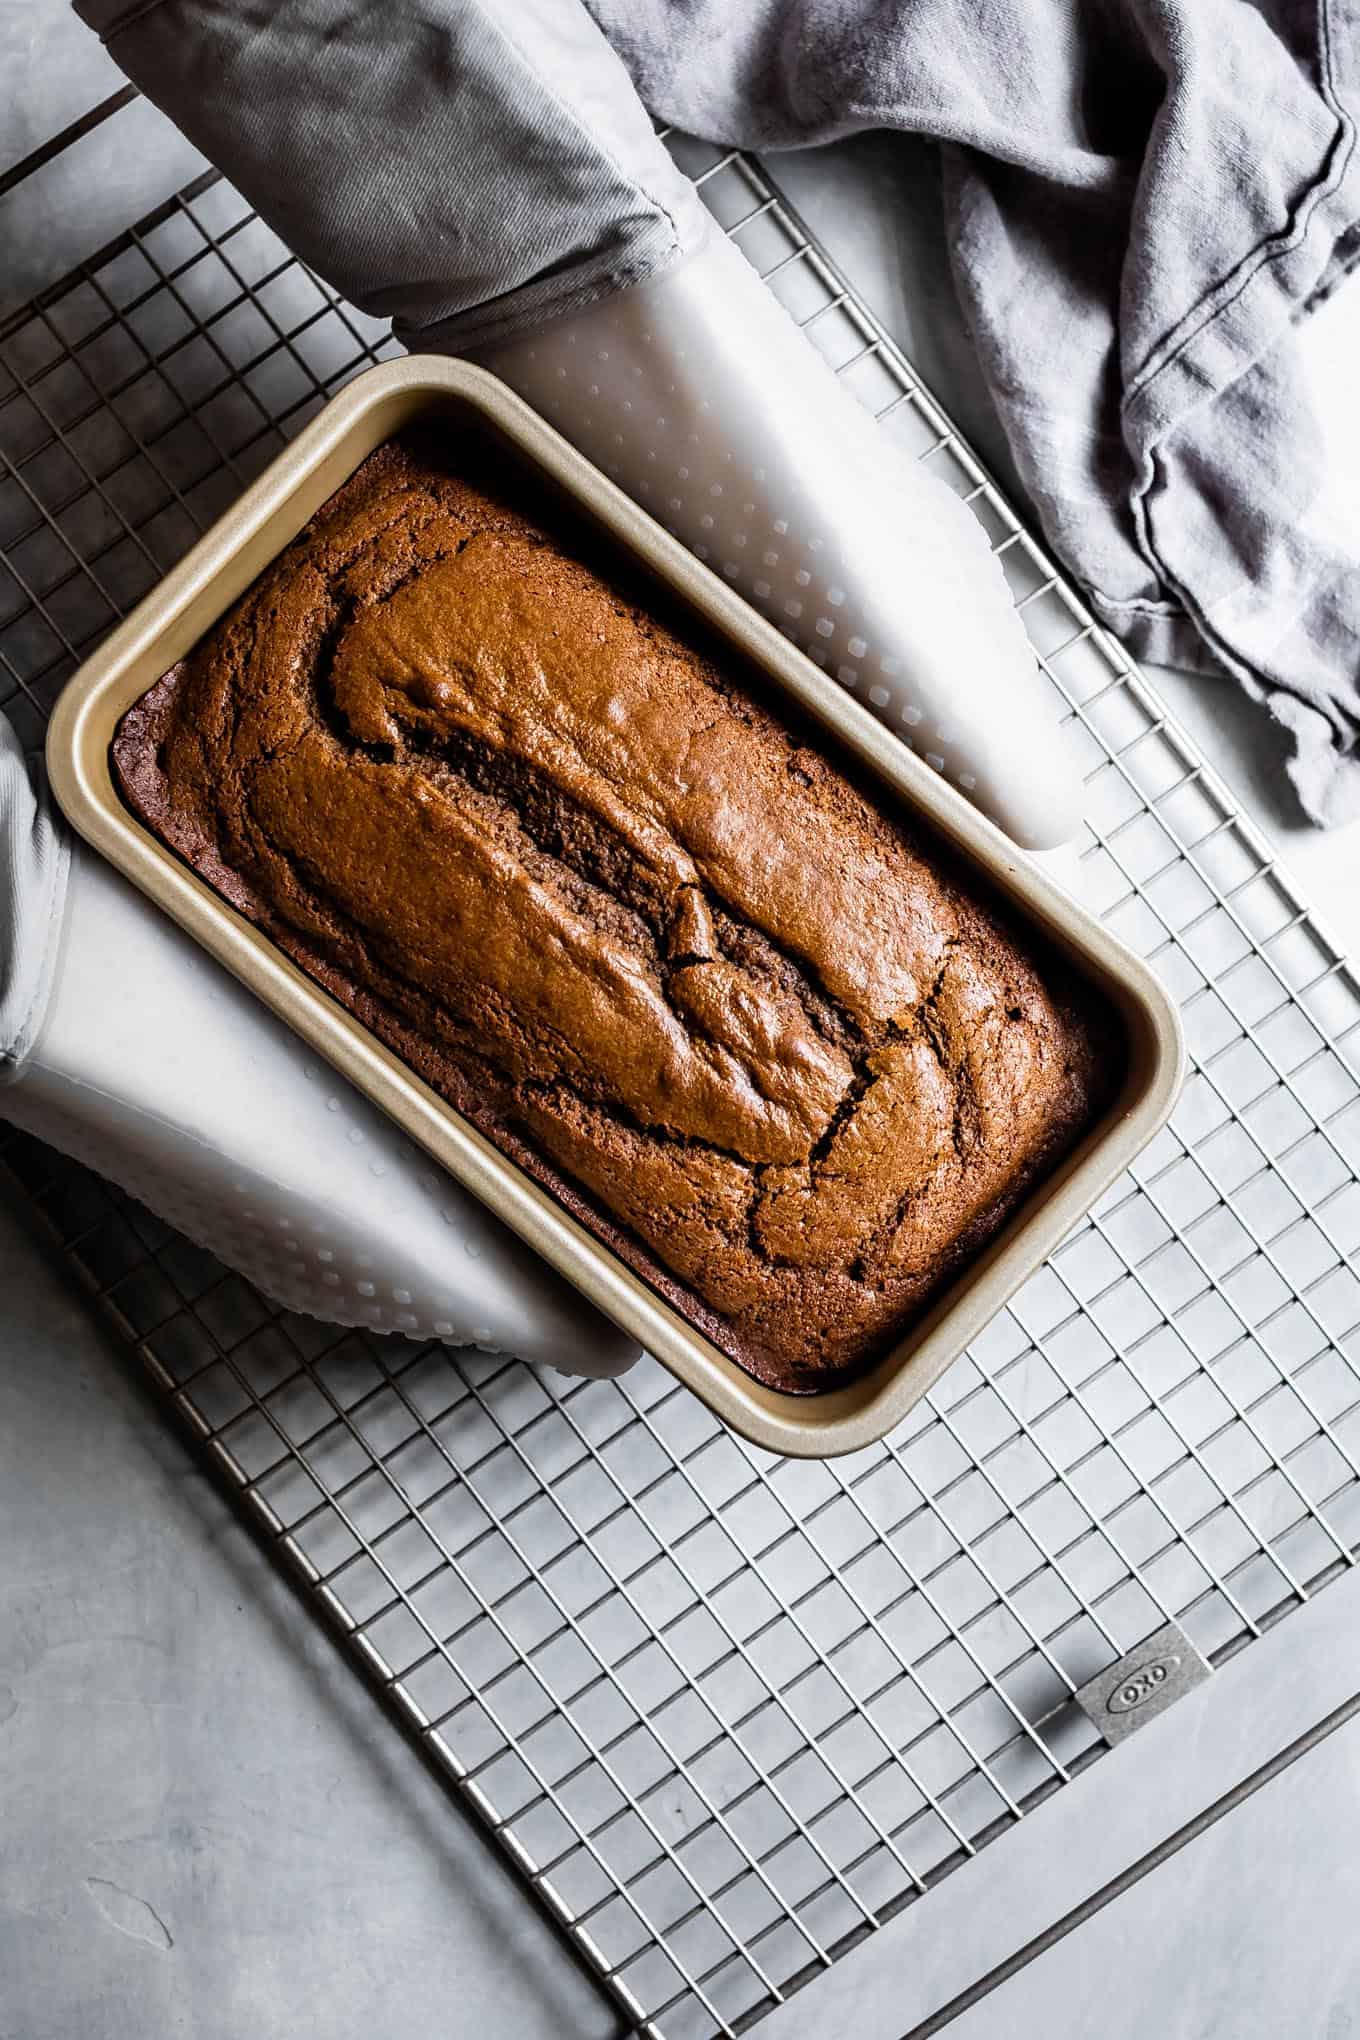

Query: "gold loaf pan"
left=47, top=357, right=1184, bottom=1458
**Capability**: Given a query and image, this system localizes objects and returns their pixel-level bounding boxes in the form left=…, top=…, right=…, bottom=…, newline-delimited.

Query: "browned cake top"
left=113, top=433, right=1112, bottom=1389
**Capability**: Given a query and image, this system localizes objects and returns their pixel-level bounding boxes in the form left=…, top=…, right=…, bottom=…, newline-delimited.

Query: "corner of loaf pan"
left=46, top=356, right=1186, bottom=1459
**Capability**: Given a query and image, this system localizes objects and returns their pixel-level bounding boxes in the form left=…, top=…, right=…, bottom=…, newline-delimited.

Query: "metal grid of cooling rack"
left=5, top=135, right=1360, bottom=2040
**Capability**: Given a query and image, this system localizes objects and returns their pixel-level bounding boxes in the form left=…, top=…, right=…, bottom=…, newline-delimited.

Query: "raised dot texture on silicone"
left=484, top=293, right=1011, bottom=799
left=6, top=1103, right=524, bottom=1352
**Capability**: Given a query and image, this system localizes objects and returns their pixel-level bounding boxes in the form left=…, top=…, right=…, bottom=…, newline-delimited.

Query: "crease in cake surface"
left=112, top=430, right=1118, bottom=1391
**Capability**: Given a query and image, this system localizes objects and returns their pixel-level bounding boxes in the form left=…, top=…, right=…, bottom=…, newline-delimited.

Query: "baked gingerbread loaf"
left=113, top=431, right=1114, bottom=1391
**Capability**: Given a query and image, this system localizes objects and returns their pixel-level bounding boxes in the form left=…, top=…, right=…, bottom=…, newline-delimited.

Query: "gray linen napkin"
left=587, top=0, right=1360, bottom=823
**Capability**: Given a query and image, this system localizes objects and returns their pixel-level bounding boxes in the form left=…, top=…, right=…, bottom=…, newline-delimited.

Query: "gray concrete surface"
left=0, top=1194, right=620, bottom=2040
left=943, top=1710, right=1360, bottom=2040
left=5, top=20, right=1360, bottom=2039
left=0, top=0, right=124, bottom=174
left=0, top=3, right=206, bottom=317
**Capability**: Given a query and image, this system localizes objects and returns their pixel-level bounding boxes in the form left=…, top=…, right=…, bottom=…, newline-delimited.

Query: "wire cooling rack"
left=5, top=134, right=1360, bottom=2040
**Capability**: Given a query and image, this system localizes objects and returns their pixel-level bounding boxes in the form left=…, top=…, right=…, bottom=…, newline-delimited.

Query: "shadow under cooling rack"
left=4, top=143, right=1360, bottom=2040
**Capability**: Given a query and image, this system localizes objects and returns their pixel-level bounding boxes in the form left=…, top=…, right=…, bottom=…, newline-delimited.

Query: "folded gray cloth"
left=74, top=0, right=1360, bottom=820
left=587, top=0, right=1360, bottom=822
left=75, top=0, right=708, bottom=355
left=0, top=714, right=69, bottom=1082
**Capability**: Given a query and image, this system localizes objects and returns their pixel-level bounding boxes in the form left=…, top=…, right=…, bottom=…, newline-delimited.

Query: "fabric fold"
left=75, top=0, right=709, bottom=354
left=587, top=0, right=1360, bottom=822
